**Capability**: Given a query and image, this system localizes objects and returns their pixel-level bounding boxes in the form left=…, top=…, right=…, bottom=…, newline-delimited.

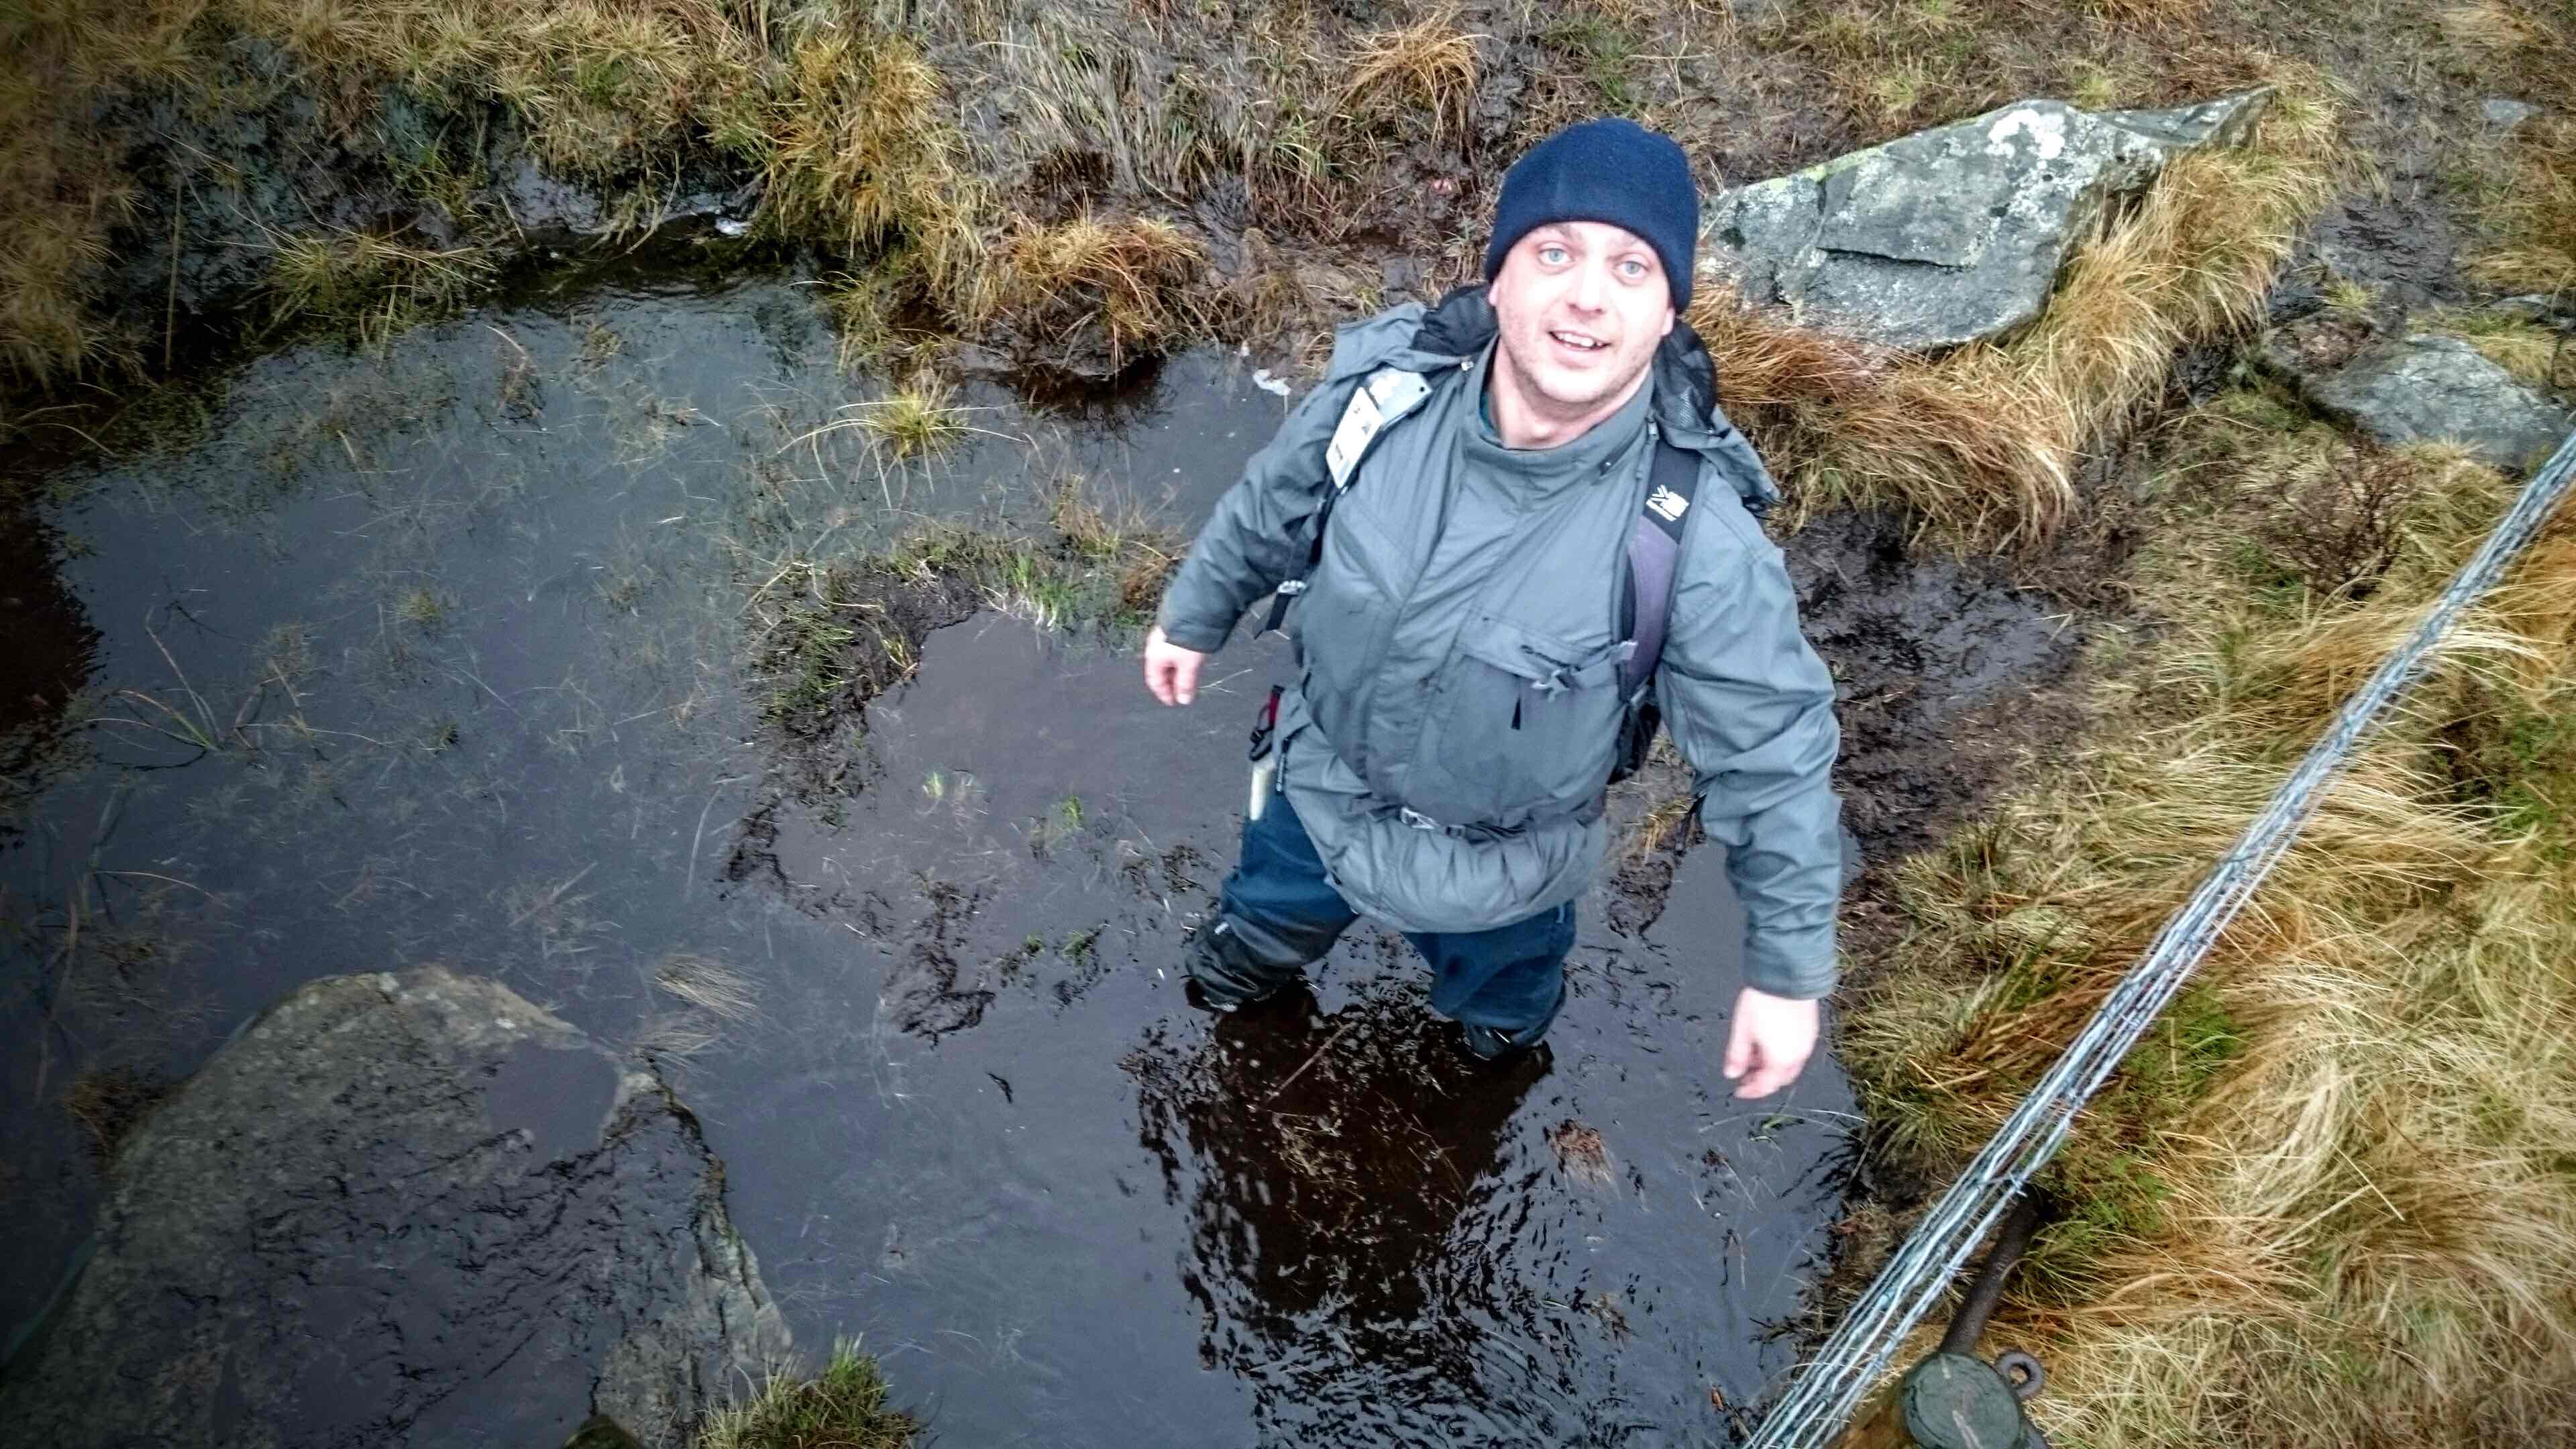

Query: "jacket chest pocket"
left=1413, top=614, right=1628, bottom=826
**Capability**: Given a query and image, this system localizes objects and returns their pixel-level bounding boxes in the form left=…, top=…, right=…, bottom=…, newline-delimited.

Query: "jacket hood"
left=1326, top=285, right=1773, bottom=511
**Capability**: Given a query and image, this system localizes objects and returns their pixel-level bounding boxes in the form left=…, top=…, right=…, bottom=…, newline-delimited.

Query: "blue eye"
left=1619, top=258, right=1648, bottom=279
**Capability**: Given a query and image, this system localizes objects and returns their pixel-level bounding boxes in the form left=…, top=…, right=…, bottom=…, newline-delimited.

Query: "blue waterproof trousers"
left=1188, top=792, right=1572, bottom=1052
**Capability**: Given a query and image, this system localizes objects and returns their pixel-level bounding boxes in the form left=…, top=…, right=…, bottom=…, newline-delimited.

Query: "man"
left=1141, top=119, right=1842, bottom=1098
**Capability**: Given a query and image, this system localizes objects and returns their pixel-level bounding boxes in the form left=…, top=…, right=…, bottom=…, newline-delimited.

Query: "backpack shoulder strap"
left=1260, top=366, right=1434, bottom=635
left=1621, top=431, right=1699, bottom=697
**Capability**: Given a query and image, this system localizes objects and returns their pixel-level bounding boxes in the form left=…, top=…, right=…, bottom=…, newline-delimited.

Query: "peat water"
left=1, top=269, right=1859, bottom=1446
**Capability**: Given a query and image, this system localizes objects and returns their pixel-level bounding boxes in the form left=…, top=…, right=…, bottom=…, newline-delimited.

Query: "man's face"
left=1489, top=221, right=1676, bottom=419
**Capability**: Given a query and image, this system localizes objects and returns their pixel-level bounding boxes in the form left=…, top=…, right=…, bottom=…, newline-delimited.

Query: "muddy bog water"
left=0, top=266, right=2059, bottom=1445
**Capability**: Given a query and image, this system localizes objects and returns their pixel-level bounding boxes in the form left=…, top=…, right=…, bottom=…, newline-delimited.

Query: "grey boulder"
left=1702, top=90, right=2271, bottom=352
left=2299, top=335, right=2573, bottom=473
left=0, top=966, right=788, bottom=1449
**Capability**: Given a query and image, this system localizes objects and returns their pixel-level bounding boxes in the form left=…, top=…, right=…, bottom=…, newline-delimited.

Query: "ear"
left=1659, top=303, right=1676, bottom=339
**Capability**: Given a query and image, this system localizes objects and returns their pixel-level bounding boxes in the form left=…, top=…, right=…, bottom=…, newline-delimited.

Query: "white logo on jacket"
left=1646, top=485, right=1690, bottom=523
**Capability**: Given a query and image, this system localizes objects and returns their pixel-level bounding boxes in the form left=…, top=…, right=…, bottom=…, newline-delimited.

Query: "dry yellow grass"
left=2438, top=4, right=2574, bottom=296
left=2472, top=113, right=2575, bottom=297
left=1841, top=390, right=2576, bottom=1445
left=0, top=0, right=967, bottom=384
left=256, top=228, right=496, bottom=347
left=986, top=214, right=1205, bottom=371
left=759, top=25, right=985, bottom=300
left=1690, top=74, right=2340, bottom=549
left=1342, top=6, right=1482, bottom=151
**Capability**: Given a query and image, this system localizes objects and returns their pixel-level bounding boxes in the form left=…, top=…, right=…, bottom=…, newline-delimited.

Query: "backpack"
left=1258, top=325, right=1705, bottom=788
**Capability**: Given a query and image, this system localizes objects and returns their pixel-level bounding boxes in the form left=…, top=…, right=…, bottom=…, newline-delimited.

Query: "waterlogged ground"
left=717, top=615, right=1858, bottom=1444
left=1, top=268, right=2065, bottom=1444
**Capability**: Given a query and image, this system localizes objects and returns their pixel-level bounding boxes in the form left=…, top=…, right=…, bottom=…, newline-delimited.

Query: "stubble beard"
left=1494, top=309, right=1653, bottom=427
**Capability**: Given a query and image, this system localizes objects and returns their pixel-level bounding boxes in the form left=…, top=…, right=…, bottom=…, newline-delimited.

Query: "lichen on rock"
left=1703, top=90, right=2273, bottom=352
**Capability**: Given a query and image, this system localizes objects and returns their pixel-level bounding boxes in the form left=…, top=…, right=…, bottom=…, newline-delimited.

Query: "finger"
left=1721, top=1011, right=1752, bottom=1081
left=1734, top=1045, right=1809, bottom=1099
left=1171, top=651, right=1201, bottom=706
left=1144, top=655, right=1175, bottom=706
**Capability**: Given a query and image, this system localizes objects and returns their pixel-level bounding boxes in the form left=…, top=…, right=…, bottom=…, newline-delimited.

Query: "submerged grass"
left=1838, top=388, right=2576, bottom=1446
left=747, top=474, right=1177, bottom=741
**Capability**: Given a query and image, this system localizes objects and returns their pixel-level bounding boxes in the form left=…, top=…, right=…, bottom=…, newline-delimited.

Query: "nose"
left=1568, top=258, right=1609, bottom=313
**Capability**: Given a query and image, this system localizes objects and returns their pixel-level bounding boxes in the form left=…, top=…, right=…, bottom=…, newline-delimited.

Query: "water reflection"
left=1130, top=979, right=1570, bottom=1444
left=0, top=500, right=97, bottom=830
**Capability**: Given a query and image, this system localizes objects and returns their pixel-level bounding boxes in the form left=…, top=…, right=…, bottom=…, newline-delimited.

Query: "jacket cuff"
left=1742, top=928, right=1837, bottom=1000
left=1157, top=608, right=1233, bottom=655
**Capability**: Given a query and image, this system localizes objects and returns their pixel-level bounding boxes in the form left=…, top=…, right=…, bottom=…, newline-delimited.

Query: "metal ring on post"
left=1993, top=1350, right=2046, bottom=1403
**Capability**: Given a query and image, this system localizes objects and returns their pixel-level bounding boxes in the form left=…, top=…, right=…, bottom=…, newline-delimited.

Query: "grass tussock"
left=258, top=229, right=496, bottom=347
left=2, top=0, right=2544, bottom=401
left=0, top=1, right=973, bottom=383
left=759, top=27, right=985, bottom=300
left=694, top=1340, right=916, bottom=1449
left=1839, top=387, right=2576, bottom=1447
left=1342, top=7, right=1483, bottom=152
left=985, top=214, right=1206, bottom=373
left=850, top=374, right=971, bottom=462
left=1691, top=76, right=2341, bottom=548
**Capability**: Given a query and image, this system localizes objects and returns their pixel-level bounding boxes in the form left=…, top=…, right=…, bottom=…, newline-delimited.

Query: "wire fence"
left=1746, top=426, right=2576, bottom=1449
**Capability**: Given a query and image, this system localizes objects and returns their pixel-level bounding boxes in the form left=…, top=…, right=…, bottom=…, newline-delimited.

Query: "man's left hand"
left=1723, top=987, right=1819, bottom=1099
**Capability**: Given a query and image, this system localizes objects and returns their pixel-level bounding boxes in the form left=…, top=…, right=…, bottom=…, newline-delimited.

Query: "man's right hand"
left=1142, top=625, right=1208, bottom=706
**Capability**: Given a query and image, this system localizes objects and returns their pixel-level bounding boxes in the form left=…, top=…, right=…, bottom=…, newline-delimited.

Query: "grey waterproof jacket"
left=1159, top=291, right=1844, bottom=999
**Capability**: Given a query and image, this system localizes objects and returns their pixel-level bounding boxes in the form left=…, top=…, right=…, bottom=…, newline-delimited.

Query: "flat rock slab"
left=1703, top=90, right=2269, bottom=352
left=0, top=966, right=788, bottom=1449
left=2299, top=334, right=2574, bottom=473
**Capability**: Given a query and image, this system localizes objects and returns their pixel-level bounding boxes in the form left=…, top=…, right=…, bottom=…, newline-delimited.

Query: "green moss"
left=1538, top=16, right=1640, bottom=111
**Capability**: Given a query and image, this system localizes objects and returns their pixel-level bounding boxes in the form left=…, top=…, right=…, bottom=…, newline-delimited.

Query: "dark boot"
left=1188, top=792, right=1360, bottom=1012
left=1415, top=901, right=1574, bottom=1062
left=1185, top=915, right=1324, bottom=1011
left=1458, top=1018, right=1552, bottom=1062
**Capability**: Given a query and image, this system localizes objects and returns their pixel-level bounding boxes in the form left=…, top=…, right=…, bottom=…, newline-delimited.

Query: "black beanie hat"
left=1484, top=118, right=1698, bottom=311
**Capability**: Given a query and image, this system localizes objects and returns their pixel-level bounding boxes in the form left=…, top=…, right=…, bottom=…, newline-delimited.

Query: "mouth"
left=1548, top=327, right=1612, bottom=358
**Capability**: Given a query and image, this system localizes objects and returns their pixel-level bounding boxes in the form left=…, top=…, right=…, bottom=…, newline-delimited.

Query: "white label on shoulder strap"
left=1646, top=485, right=1690, bottom=523
left=1368, top=368, right=1431, bottom=412
left=1325, top=383, right=1384, bottom=489
left=1324, top=368, right=1432, bottom=491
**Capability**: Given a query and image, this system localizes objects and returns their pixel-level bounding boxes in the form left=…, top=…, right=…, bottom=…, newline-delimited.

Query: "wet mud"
left=1784, top=510, right=2085, bottom=867
left=1, top=264, right=2078, bottom=1445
